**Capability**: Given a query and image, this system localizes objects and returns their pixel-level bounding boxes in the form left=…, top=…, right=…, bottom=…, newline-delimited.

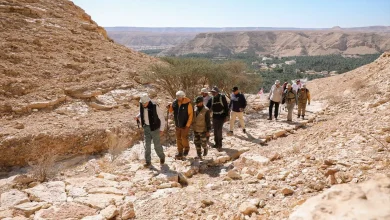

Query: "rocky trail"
left=2, top=90, right=389, bottom=220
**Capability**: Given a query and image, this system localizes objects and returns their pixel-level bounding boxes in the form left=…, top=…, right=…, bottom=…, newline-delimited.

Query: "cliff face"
left=0, top=0, right=162, bottom=166
left=165, top=31, right=390, bottom=56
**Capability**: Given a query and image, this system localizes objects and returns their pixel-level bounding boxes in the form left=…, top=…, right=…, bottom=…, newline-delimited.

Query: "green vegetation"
left=146, top=58, right=261, bottom=100
left=168, top=52, right=381, bottom=92
left=139, top=49, right=164, bottom=56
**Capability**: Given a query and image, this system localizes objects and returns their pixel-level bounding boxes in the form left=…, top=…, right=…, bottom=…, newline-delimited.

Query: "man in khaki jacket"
left=192, top=96, right=211, bottom=159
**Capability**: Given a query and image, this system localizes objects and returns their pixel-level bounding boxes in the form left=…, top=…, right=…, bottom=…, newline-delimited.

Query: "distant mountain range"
left=105, top=26, right=390, bottom=56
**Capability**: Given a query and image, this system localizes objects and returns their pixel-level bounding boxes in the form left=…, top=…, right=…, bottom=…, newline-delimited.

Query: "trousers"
left=230, top=111, right=245, bottom=131
left=143, top=125, right=165, bottom=163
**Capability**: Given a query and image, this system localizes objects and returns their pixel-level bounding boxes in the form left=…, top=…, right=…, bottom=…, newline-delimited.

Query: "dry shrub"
left=27, top=150, right=58, bottom=182
left=292, top=145, right=300, bottom=154
left=146, top=57, right=262, bottom=100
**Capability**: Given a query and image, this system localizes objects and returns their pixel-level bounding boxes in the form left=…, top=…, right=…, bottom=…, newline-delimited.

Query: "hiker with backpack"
left=206, top=86, right=229, bottom=151
left=283, top=84, right=298, bottom=122
left=134, top=94, right=166, bottom=167
left=167, top=91, right=193, bottom=160
left=193, top=96, right=211, bottom=159
left=228, top=86, right=247, bottom=135
left=297, top=84, right=311, bottom=119
left=268, top=80, right=283, bottom=120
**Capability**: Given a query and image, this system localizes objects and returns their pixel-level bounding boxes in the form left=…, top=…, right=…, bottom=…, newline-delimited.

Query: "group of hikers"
left=135, top=80, right=310, bottom=167
left=268, top=79, right=311, bottom=121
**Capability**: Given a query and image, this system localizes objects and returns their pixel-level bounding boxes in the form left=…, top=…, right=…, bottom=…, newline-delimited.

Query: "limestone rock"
left=240, top=153, right=270, bottom=167
left=97, top=172, right=118, bottom=181
left=256, top=172, right=264, bottom=180
left=281, top=187, right=294, bottom=196
left=289, top=175, right=390, bottom=220
left=227, top=170, right=242, bottom=180
left=239, top=202, right=258, bottom=215
left=120, top=201, right=136, bottom=219
left=88, top=187, right=123, bottom=195
left=34, top=203, right=96, bottom=220
left=73, top=193, right=124, bottom=209
left=67, top=187, right=88, bottom=198
left=100, top=205, right=118, bottom=219
left=0, top=189, right=29, bottom=208
left=155, top=173, right=179, bottom=183
left=13, top=202, right=47, bottom=217
left=24, top=181, right=66, bottom=203
left=201, top=199, right=214, bottom=207
left=82, top=215, right=104, bottom=220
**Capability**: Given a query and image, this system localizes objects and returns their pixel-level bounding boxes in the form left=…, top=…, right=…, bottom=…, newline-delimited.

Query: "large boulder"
left=0, top=189, right=29, bottom=208
left=34, top=203, right=97, bottom=219
left=24, top=181, right=66, bottom=203
left=289, top=174, right=390, bottom=220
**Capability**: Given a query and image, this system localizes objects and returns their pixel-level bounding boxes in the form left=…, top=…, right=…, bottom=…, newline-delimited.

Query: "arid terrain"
left=1, top=0, right=390, bottom=219
left=0, top=0, right=169, bottom=167
left=164, top=31, right=390, bottom=56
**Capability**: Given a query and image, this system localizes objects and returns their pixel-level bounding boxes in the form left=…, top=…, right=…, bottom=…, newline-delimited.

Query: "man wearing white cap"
left=135, top=94, right=166, bottom=167
left=201, top=88, right=211, bottom=107
left=268, top=80, right=283, bottom=120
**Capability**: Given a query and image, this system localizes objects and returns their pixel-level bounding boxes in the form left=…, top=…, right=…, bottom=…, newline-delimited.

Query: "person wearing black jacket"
left=135, top=94, right=166, bottom=167
left=228, top=86, right=247, bottom=135
left=206, top=86, right=229, bottom=151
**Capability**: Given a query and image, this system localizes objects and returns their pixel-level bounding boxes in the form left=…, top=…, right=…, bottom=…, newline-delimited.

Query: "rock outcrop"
left=289, top=174, right=390, bottom=220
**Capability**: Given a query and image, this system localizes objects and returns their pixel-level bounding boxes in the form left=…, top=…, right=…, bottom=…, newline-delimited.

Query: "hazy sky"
left=72, top=0, right=390, bottom=28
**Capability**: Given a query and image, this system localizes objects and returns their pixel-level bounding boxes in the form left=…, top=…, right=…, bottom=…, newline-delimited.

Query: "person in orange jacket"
left=167, top=91, right=193, bottom=160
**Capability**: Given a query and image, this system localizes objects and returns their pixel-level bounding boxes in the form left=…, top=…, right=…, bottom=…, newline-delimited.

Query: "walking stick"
left=166, top=111, right=171, bottom=147
left=136, top=118, right=145, bottom=156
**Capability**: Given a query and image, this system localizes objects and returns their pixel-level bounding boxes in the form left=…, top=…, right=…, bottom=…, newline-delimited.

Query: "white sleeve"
left=136, top=113, right=140, bottom=119
left=156, top=106, right=166, bottom=131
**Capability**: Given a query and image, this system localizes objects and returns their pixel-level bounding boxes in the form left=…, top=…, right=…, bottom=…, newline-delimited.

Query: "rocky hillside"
left=0, top=54, right=388, bottom=219
left=164, top=31, right=390, bottom=56
left=0, top=0, right=165, bottom=167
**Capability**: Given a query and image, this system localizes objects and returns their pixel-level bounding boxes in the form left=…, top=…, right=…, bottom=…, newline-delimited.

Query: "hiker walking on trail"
left=228, top=86, right=247, bottom=135
left=297, top=84, right=311, bottom=119
left=201, top=88, right=211, bottom=107
left=193, top=96, right=211, bottom=159
left=206, top=86, right=229, bottom=151
left=135, top=94, right=166, bottom=167
left=167, top=91, right=193, bottom=160
left=283, top=84, right=298, bottom=122
left=268, top=80, right=283, bottom=120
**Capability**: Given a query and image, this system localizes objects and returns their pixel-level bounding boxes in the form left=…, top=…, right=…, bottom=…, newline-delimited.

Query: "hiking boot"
left=211, top=144, right=218, bottom=149
left=302, top=115, right=305, bottom=120
left=143, top=162, right=151, bottom=168
left=203, top=148, right=208, bottom=156
left=175, top=153, right=183, bottom=160
left=267, top=118, right=272, bottom=120
left=196, top=150, right=202, bottom=160
left=160, top=158, right=165, bottom=165
left=183, top=149, right=189, bottom=156
left=217, top=147, right=223, bottom=152
left=242, top=129, right=246, bottom=134
left=297, top=115, right=300, bottom=118
left=275, top=117, right=278, bottom=121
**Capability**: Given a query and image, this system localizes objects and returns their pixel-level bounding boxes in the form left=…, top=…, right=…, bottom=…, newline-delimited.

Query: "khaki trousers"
left=230, top=111, right=245, bottom=131
left=298, top=102, right=307, bottom=116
